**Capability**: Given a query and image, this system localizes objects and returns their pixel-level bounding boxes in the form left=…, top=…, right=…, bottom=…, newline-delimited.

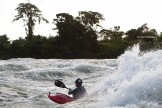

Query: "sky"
left=0, top=0, right=162, bottom=40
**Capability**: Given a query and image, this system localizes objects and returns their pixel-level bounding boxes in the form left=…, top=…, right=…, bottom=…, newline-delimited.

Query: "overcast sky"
left=1, top=0, right=162, bottom=40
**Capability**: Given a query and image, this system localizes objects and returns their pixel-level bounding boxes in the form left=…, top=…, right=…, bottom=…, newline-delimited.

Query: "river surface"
left=0, top=46, right=162, bottom=108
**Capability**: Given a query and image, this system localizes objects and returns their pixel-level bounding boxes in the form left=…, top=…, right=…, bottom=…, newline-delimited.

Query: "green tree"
left=13, top=3, right=49, bottom=39
left=25, top=35, right=49, bottom=58
left=53, top=13, right=82, bottom=51
left=0, top=34, right=10, bottom=59
left=77, top=11, right=105, bottom=51
left=125, top=23, right=158, bottom=40
left=125, top=23, right=158, bottom=51
left=0, top=34, right=10, bottom=45
left=10, top=37, right=27, bottom=57
left=53, top=11, right=104, bottom=55
left=78, top=11, right=104, bottom=28
left=100, top=26, right=124, bottom=40
left=78, top=11, right=104, bottom=39
left=125, top=29, right=141, bottom=40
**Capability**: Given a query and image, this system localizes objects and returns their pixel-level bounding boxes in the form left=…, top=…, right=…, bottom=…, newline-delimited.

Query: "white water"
left=0, top=46, right=162, bottom=108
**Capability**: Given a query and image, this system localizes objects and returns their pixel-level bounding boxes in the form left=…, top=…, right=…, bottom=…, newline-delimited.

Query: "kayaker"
left=68, top=78, right=87, bottom=100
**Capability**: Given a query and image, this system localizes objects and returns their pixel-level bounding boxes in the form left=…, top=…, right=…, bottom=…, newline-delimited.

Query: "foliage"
left=100, top=26, right=124, bottom=40
left=0, top=34, right=10, bottom=59
left=0, top=3, right=161, bottom=59
left=52, top=11, right=104, bottom=55
left=13, top=3, right=49, bottom=39
left=124, top=23, right=158, bottom=51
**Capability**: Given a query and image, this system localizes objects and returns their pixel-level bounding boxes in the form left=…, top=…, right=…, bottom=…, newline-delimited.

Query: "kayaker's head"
left=75, top=78, right=82, bottom=87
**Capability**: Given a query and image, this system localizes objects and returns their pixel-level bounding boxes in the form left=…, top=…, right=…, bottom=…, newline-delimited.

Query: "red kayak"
left=48, top=92, right=74, bottom=104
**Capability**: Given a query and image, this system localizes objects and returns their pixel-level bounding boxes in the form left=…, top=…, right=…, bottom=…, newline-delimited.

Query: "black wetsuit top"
left=68, top=86, right=87, bottom=100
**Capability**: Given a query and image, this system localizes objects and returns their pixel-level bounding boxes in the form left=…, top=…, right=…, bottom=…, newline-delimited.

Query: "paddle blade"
left=55, top=80, right=67, bottom=88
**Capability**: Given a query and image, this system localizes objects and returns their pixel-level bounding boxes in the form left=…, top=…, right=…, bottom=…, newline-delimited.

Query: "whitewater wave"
left=89, top=45, right=162, bottom=108
left=1, top=45, right=162, bottom=108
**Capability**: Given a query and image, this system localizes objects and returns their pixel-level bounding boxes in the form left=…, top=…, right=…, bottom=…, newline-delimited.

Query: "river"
left=0, top=46, right=162, bottom=108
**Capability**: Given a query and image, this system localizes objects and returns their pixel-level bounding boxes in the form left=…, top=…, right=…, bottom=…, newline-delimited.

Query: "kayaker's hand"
left=69, top=88, right=72, bottom=92
left=68, top=88, right=73, bottom=95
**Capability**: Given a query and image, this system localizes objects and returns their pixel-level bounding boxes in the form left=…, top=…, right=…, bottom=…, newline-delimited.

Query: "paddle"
left=54, top=80, right=70, bottom=90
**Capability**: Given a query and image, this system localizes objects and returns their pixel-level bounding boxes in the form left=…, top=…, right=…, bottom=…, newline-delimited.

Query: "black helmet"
left=75, top=78, right=82, bottom=84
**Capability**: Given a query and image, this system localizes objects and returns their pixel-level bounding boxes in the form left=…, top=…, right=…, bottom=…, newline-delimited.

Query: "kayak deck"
left=48, top=92, right=74, bottom=104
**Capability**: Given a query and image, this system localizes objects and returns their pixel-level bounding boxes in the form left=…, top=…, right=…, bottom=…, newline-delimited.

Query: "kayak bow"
left=48, top=92, right=74, bottom=104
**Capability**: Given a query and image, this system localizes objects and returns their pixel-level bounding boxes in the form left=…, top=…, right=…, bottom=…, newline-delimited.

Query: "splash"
left=96, top=45, right=162, bottom=107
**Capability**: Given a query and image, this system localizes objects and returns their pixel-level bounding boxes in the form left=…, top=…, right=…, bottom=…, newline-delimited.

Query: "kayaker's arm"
left=68, top=89, right=72, bottom=95
left=68, top=88, right=77, bottom=95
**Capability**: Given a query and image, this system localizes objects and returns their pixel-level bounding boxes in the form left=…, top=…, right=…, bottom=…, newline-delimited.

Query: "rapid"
left=0, top=45, right=162, bottom=108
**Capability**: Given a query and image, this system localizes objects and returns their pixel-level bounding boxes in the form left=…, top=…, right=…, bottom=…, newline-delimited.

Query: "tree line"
left=0, top=3, right=162, bottom=59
